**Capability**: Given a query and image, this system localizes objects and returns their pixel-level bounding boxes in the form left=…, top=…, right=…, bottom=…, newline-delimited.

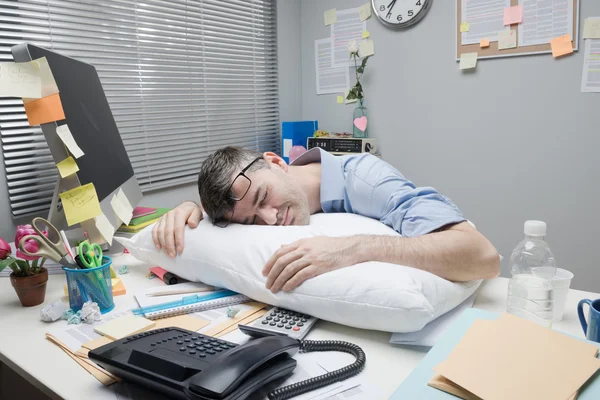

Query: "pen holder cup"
left=63, top=256, right=114, bottom=314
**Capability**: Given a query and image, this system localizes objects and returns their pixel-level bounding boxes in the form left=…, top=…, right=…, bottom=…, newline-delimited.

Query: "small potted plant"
left=0, top=225, right=49, bottom=307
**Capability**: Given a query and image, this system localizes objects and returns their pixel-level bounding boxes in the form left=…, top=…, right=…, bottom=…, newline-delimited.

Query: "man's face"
left=226, top=161, right=311, bottom=226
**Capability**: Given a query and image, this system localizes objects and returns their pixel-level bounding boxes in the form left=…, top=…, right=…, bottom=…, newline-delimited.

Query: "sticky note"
left=344, top=89, right=357, bottom=104
left=583, top=19, right=600, bottom=39
left=324, top=9, right=337, bottom=26
left=503, top=5, right=523, bottom=26
left=550, top=34, right=573, bottom=58
left=56, top=156, right=79, bottom=178
left=0, top=61, right=41, bottom=99
left=94, top=213, right=115, bottom=245
left=480, top=38, right=490, bottom=48
left=59, top=183, right=102, bottom=226
left=23, top=93, right=65, bottom=126
left=23, top=57, right=58, bottom=104
left=94, top=315, right=155, bottom=340
left=459, top=52, right=478, bottom=70
left=498, top=29, right=517, bottom=50
left=111, top=188, right=133, bottom=225
left=337, top=95, right=344, bottom=104
left=360, top=39, right=375, bottom=57
left=362, top=30, right=370, bottom=39
left=358, top=2, right=372, bottom=21
left=460, top=22, right=470, bottom=33
left=56, top=124, right=84, bottom=159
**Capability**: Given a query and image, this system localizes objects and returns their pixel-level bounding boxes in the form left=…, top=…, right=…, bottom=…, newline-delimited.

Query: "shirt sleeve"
left=343, top=154, right=466, bottom=237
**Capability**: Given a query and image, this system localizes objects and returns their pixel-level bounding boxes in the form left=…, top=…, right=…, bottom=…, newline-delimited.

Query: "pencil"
left=146, top=286, right=216, bottom=297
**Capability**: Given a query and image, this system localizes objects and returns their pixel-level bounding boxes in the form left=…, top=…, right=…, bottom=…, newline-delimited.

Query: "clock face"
left=371, top=0, right=432, bottom=29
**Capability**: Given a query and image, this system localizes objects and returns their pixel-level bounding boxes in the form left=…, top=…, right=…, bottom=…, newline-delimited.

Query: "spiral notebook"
left=134, top=283, right=251, bottom=320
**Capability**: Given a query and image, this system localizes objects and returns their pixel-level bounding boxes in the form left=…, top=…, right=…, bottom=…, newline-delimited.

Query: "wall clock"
left=371, top=0, right=433, bottom=29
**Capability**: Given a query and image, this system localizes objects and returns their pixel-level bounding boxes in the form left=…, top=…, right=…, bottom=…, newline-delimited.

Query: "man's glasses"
left=215, top=156, right=264, bottom=228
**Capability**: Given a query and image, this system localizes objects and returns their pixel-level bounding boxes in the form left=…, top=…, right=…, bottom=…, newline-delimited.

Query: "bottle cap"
left=524, top=220, right=546, bottom=237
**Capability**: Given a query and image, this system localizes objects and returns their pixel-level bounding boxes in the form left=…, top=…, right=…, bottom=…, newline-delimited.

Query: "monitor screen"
left=16, top=44, right=135, bottom=202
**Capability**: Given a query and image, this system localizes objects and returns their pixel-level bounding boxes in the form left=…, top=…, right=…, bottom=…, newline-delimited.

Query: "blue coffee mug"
left=578, top=298, right=600, bottom=343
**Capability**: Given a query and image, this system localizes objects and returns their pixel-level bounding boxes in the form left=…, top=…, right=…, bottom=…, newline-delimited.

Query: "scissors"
left=77, top=240, right=103, bottom=268
left=18, top=217, right=75, bottom=267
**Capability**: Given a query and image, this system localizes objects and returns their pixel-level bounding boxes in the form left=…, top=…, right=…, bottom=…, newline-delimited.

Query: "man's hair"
left=198, top=146, right=269, bottom=223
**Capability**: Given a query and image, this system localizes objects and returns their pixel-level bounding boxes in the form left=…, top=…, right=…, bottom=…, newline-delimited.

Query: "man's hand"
left=152, top=201, right=203, bottom=258
left=262, top=236, right=360, bottom=293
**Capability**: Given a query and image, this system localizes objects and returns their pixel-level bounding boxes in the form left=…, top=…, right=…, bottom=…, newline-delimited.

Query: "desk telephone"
left=89, top=327, right=365, bottom=400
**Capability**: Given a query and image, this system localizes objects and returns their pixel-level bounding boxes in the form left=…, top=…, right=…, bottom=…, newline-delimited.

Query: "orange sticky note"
left=550, top=35, right=573, bottom=58
left=480, top=38, right=490, bottom=48
left=503, top=5, right=523, bottom=26
left=23, top=93, right=65, bottom=126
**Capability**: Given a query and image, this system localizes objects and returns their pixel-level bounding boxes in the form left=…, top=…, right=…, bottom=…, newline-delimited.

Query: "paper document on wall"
left=583, top=18, right=600, bottom=39
left=498, top=29, right=517, bottom=50
left=315, top=38, right=350, bottom=95
left=359, top=39, right=375, bottom=57
left=581, top=38, right=600, bottom=93
left=518, top=0, right=573, bottom=47
left=461, top=0, right=510, bottom=45
left=331, top=7, right=367, bottom=67
left=59, top=183, right=103, bottom=226
left=0, top=61, right=41, bottom=98
left=56, top=124, right=84, bottom=158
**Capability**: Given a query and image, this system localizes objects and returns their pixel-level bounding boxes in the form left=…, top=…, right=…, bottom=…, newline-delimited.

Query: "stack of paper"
left=430, top=313, right=600, bottom=400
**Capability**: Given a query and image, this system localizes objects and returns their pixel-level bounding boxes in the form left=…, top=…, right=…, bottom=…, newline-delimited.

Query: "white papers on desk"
left=582, top=37, right=600, bottom=93
left=389, top=292, right=477, bottom=348
left=331, top=7, right=366, bottom=68
left=315, top=38, right=350, bottom=95
left=461, top=0, right=510, bottom=45
left=518, top=0, right=574, bottom=47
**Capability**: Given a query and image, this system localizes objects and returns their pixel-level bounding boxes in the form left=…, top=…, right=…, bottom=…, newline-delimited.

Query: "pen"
left=146, top=286, right=216, bottom=297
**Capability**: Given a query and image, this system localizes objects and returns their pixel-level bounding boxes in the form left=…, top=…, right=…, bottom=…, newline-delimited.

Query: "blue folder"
left=390, top=308, right=600, bottom=399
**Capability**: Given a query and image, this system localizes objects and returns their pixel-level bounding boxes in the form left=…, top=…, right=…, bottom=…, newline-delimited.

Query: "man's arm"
left=152, top=201, right=203, bottom=257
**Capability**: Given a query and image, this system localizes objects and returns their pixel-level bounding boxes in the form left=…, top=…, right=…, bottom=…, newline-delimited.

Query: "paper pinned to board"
left=583, top=18, right=600, bottom=39
left=94, top=213, right=115, bottom=245
left=23, top=93, right=65, bottom=126
left=461, top=0, right=511, bottom=45
left=110, top=188, right=134, bottom=225
left=324, top=8, right=337, bottom=26
left=315, top=38, right=350, bottom=95
left=581, top=38, right=600, bottom=93
left=331, top=7, right=367, bottom=67
left=551, top=34, right=573, bottom=58
left=459, top=52, right=478, bottom=70
left=0, top=60, right=41, bottom=98
left=519, top=0, right=573, bottom=47
left=59, top=183, right=102, bottom=226
left=56, top=124, right=84, bottom=158
left=359, top=39, right=375, bottom=57
left=56, top=156, right=79, bottom=178
left=498, top=29, right=517, bottom=50
left=503, top=5, right=522, bottom=25
left=460, top=22, right=470, bottom=33
left=358, top=2, right=372, bottom=21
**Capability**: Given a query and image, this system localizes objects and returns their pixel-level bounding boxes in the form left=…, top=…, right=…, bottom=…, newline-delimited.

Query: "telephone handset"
left=90, top=327, right=365, bottom=400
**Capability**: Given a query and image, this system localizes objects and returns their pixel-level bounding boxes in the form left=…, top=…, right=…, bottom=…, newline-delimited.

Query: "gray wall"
left=300, top=0, right=600, bottom=292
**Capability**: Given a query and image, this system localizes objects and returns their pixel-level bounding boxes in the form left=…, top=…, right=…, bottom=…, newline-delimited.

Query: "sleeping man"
left=152, top=146, right=500, bottom=294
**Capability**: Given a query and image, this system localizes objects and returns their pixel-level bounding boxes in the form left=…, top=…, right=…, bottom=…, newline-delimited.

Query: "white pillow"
left=117, top=213, right=481, bottom=333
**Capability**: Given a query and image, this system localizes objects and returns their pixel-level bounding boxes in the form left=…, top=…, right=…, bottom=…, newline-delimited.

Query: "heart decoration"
left=353, top=116, right=368, bottom=131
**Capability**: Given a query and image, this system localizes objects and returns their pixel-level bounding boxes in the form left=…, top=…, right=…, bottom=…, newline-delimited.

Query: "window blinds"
left=0, top=0, right=279, bottom=218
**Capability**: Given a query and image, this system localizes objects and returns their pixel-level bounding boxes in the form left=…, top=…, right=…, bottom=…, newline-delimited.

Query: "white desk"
left=0, top=255, right=597, bottom=400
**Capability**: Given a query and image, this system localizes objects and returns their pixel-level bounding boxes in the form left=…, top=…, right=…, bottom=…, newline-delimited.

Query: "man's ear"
left=263, top=152, right=289, bottom=172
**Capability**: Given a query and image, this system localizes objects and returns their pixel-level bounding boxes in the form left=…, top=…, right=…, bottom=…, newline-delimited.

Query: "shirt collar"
left=290, top=148, right=345, bottom=204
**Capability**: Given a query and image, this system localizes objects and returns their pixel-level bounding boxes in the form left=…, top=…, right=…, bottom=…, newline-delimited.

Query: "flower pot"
left=10, top=268, right=48, bottom=307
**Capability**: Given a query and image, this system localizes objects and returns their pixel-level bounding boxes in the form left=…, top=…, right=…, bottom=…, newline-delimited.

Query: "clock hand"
left=386, top=0, right=397, bottom=18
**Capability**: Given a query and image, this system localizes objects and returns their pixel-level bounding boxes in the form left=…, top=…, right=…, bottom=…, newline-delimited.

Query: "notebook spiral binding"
left=144, top=294, right=251, bottom=320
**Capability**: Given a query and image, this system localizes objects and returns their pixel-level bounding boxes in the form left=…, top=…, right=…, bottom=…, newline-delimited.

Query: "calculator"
left=244, top=307, right=318, bottom=340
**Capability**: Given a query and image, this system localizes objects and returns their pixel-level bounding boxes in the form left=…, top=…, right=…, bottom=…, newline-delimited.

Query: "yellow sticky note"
left=56, top=156, right=79, bottom=178
left=480, top=38, right=490, bottom=48
left=360, top=39, right=375, bottom=57
left=56, top=124, right=84, bottom=159
left=324, top=9, right=337, bottom=26
left=460, top=22, right=470, bottom=33
left=95, top=213, right=115, bottom=245
left=358, top=2, right=372, bottom=21
left=337, top=96, right=344, bottom=104
left=59, top=183, right=102, bottom=226
left=583, top=19, right=600, bottom=39
left=111, top=188, right=133, bottom=225
left=344, top=89, right=357, bottom=104
left=550, top=34, right=573, bottom=58
left=362, top=30, right=370, bottom=39
left=459, top=52, right=478, bottom=70
left=0, top=60, right=41, bottom=99
left=498, top=29, right=517, bottom=50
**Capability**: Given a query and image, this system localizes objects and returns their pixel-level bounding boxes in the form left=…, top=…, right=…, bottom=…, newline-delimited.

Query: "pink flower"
left=14, top=225, right=47, bottom=261
left=0, top=237, right=11, bottom=260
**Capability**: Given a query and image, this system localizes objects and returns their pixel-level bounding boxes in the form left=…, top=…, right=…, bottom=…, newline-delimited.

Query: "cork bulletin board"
left=456, top=0, right=580, bottom=60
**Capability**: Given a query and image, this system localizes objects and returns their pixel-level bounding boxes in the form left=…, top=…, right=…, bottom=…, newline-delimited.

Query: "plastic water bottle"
left=507, top=221, right=556, bottom=327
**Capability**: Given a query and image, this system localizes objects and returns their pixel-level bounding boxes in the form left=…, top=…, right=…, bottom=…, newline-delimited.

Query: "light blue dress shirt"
left=291, top=148, right=466, bottom=237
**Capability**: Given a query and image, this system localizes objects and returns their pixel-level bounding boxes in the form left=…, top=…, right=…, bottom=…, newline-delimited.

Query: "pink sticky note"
left=504, top=5, right=522, bottom=26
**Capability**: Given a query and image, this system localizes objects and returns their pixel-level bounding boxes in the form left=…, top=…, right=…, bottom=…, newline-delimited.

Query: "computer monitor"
left=11, top=43, right=142, bottom=249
